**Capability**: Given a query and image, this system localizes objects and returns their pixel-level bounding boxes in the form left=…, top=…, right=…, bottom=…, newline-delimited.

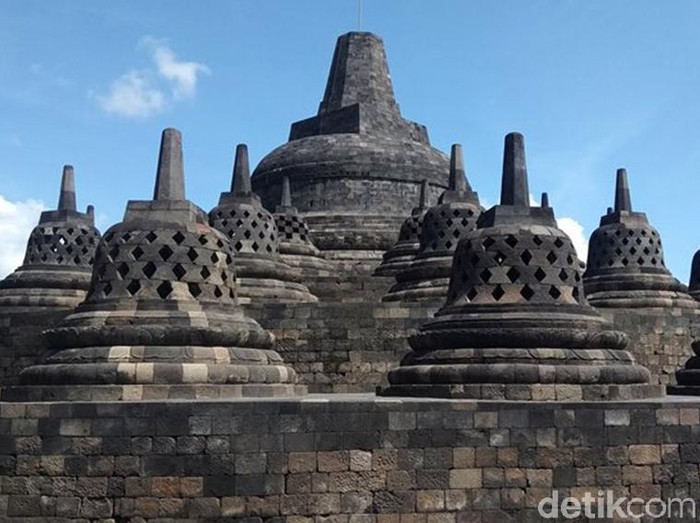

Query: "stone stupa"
left=0, top=165, right=100, bottom=309
left=382, top=144, right=482, bottom=302
left=273, top=176, right=334, bottom=276
left=584, top=168, right=696, bottom=308
left=251, top=32, right=449, bottom=263
left=374, top=180, right=430, bottom=277
left=381, top=133, right=661, bottom=401
left=687, top=252, right=700, bottom=301
left=209, top=145, right=317, bottom=303
left=3, top=129, right=305, bottom=401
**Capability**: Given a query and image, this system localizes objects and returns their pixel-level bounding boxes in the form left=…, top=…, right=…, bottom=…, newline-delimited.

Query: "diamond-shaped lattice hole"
left=117, top=263, right=130, bottom=279
left=520, top=284, right=535, bottom=301
left=629, top=247, right=637, bottom=255
left=126, top=280, right=141, bottom=296
left=200, top=267, right=211, bottom=279
left=554, top=238, right=564, bottom=248
left=252, top=242, right=260, bottom=252
left=467, top=288, right=478, bottom=301
left=173, top=263, right=186, bottom=280
left=198, top=236, right=208, bottom=245
left=505, top=235, right=518, bottom=248
left=159, top=245, right=174, bottom=261
left=466, top=209, right=475, bottom=217
left=635, top=238, right=642, bottom=245
left=615, top=248, right=623, bottom=256
left=187, top=248, right=198, bottom=262
left=532, top=235, right=543, bottom=246
left=145, top=231, right=158, bottom=243
left=108, top=246, right=120, bottom=260
left=651, top=258, right=658, bottom=265
left=142, top=262, right=157, bottom=279
left=637, top=257, right=645, bottom=266
left=494, top=251, right=507, bottom=265
left=214, top=286, right=223, bottom=298
left=480, top=268, right=493, bottom=283
left=643, top=247, right=650, bottom=255
left=559, top=269, right=568, bottom=281
left=622, top=238, right=629, bottom=245
left=157, top=281, right=173, bottom=299
left=131, top=246, right=144, bottom=260
left=445, top=219, right=453, bottom=228
left=121, top=232, right=132, bottom=242
left=244, top=230, right=252, bottom=239
left=534, top=267, right=547, bottom=282
left=567, top=255, right=575, bottom=265
left=506, top=267, right=521, bottom=283
left=491, top=285, right=505, bottom=301
left=188, top=283, right=202, bottom=298
left=445, top=240, right=453, bottom=250
left=483, top=237, right=496, bottom=249
left=103, top=282, right=113, bottom=296
left=234, top=241, right=243, bottom=251
left=172, top=232, right=186, bottom=245
left=520, top=250, right=533, bottom=265
left=453, top=229, right=461, bottom=238
left=546, top=251, right=557, bottom=264
left=243, top=210, right=250, bottom=218
left=549, top=286, right=561, bottom=299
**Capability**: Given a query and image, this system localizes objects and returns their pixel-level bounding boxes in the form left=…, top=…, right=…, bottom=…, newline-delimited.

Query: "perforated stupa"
left=382, top=144, right=482, bottom=301
left=209, top=145, right=316, bottom=303
left=5, top=129, right=304, bottom=401
left=381, top=133, right=660, bottom=401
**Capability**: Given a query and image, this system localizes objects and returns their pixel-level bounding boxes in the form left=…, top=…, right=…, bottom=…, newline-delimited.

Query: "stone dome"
left=251, top=32, right=449, bottom=257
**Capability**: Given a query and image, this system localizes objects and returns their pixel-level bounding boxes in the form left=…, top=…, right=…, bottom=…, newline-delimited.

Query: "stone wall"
left=0, top=308, right=71, bottom=386
left=601, top=307, right=700, bottom=386
left=2, top=396, right=700, bottom=522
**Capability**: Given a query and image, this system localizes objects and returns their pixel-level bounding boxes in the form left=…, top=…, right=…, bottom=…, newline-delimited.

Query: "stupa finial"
left=614, top=168, right=632, bottom=213
left=231, top=144, right=252, bottom=195
left=281, top=176, right=292, bottom=207
left=57, top=165, right=77, bottom=212
left=500, top=132, right=529, bottom=207
left=540, top=192, right=549, bottom=209
left=419, top=179, right=428, bottom=208
left=449, top=144, right=468, bottom=193
left=153, top=128, right=185, bottom=201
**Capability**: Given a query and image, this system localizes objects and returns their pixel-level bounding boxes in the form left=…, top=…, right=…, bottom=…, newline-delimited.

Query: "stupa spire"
left=614, top=168, right=632, bottom=212
left=449, top=144, right=468, bottom=193
left=500, top=132, right=530, bottom=207
left=153, top=128, right=185, bottom=201
left=57, top=165, right=77, bottom=212
left=540, top=192, right=549, bottom=209
left=231, top=144, right=252, bottom=195
left=319, top=32, right=398, bottom=115
left=281, top=176, right=292, bottom=207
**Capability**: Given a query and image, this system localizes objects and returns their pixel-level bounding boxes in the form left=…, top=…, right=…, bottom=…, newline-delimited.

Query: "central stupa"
left=251, top=32, right=449, bottom=262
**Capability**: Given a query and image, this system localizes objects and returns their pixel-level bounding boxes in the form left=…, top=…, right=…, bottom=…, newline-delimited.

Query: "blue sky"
left=1, top=1, right=699, bottom=280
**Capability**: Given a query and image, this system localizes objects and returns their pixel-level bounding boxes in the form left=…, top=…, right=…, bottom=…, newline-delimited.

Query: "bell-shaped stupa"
left=251, top=32, right=449, bottom=262
left=274, top=176, right=334, bottom=276
left=584, top=169, right=696, bottom=308
left=0, top=165, right=100, bottom=309
left=380, top=133, right=660, bottom=401
left=209, top=145, right=317, bottom=303
left=687, top=251, right=700, bottom=301
left=5, top=129, right=305, bottom=401
left=382, top=145, right=482, bottom=301
left=374, top=180, right=430, bottom=277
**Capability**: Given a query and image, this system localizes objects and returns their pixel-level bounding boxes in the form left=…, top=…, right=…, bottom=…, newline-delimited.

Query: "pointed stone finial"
left=281, top=176, right=292, bottom=207
left=500, top=132, right=530, bottom=207
left=540, top=192, right=549, bottom=209
left=614, top=168, right=632, bottom=213
left=87, top=205, right=95, bottom=219
left=231, top=144, right=252, bottom=195
left=153, top=128, right=185, bottom=201
left=419, top=179, right=429, bottom=209
left=449, top=144, right=468, bottom=193
left=57, top=165, right=77, bottom=211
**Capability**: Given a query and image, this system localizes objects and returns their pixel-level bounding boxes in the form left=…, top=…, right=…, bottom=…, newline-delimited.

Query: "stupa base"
left=1, top=383, right=307, bottom=402
left=379, top=382, right=664, bottom=401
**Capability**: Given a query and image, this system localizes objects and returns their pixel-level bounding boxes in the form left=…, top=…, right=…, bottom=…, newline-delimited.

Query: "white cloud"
left=94, top=37, right=209, bottom=119
left=143, top=37, right=211, bottom=100
left=0, top=195, right=45, bottom=278
left=95, top=70, right=165, bottom=119
left=557, top=216, right=588, bottom=262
